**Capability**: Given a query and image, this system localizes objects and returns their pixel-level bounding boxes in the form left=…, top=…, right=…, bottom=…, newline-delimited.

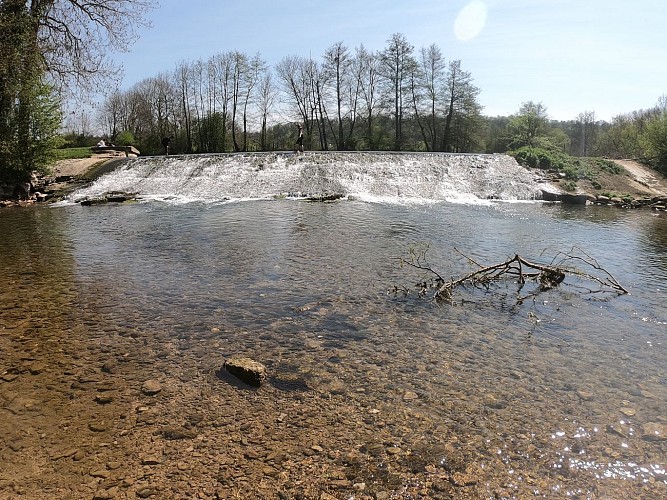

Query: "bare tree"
left=322, top=42, right=356, bottom=150
left=416, top=44, right=446, bottom=151
left=577, top=110, right=596, bottom=156
left=276, top=55, right=315, bottom=148
left=240, top=54, right=266, bottom=151
left=257, top=70, right=276, bottom=150
left=31, top=0, right=154, bottom=96
left=174, top=61, right=194, bottom=153
left=379, top=33, right=417, bottom=151
left=353, top=45, right=381, bottom=149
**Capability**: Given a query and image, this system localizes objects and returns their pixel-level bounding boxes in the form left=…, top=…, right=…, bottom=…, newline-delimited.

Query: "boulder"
left=223, top=357, right=267, bottom=387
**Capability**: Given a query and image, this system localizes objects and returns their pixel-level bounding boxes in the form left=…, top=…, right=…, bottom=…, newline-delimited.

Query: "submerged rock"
left=141, top=379, right=162, bottom=396
left=223, top=357, right=267, bottom=387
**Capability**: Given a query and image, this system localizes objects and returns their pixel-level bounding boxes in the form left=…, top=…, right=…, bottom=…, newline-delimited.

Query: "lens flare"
left=454, top=1, right=488, bottom=41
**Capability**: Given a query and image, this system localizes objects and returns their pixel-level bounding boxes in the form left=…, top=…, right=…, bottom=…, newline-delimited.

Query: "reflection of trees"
left=641, top=215, right=667, bottom=267
left=549, top=204, right=627, bottom=224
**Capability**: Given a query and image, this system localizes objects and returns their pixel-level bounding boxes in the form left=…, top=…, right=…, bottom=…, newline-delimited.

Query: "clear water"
left=2, top=197, right=666, bottom=496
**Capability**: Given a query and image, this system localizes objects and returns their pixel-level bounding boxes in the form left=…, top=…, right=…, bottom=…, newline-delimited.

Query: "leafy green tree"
left=1, top=0, right=153, bottom=185
left=1, top=0, right=61, bottom=182
left=507, top=101, right=549, bottom=148
left=642, top=112, right=667, bottom=174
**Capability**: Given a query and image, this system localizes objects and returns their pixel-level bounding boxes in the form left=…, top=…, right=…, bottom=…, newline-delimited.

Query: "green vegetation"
left=52, top=147, right=93, bottom=161
left=510, top=145, right=633, bottom=194
left=561, top=180, right=577, bottom=192
left=600, top=192, right=634, bottom=202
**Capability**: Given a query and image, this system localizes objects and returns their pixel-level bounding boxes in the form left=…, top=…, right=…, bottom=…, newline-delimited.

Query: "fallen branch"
left=397, top=246, right=628, bottom=302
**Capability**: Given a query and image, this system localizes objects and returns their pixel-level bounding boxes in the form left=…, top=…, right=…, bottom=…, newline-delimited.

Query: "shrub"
left=510, top=146, right=568, bottom=170
left=114, top=131, right=135, bottom=146
left=561, top=180, right=577, bottom=191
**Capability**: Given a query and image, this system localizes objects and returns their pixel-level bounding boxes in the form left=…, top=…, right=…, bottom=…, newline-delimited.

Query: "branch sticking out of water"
left=396, top=245, right=628, bottom=302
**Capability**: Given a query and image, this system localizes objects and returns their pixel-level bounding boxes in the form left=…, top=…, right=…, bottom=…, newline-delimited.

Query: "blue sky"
left=113, top=0, right=667, bottom=121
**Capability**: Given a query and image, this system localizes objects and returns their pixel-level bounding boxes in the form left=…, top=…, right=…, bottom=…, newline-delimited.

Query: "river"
left=1, top=154, right=666, bottom=498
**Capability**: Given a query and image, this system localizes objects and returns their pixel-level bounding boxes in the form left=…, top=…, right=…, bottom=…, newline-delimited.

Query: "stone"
left=141, top=380, right=162, bottom=396
left=89, top=469, right=110, bottom=479
left=88, top=422, right=108, bottom=432
left=223, top=357, right=267, bottom=387
left=136, top=486, right=157, bottom=498
left=641, top=422, right=667, bottom=442
left=161, top=426, right=197, bottom=440
left=101, top=360, right=118, bottom=374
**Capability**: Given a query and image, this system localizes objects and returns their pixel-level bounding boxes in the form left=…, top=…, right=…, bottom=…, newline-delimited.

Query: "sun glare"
left=454, top=1, right=488, bottom=41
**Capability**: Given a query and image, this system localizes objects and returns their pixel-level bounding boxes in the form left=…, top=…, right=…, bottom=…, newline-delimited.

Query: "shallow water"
left=1, top=199, right=666, bottom=497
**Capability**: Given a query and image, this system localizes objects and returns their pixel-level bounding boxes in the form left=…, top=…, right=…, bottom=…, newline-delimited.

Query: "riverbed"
left=1, top=199, right=665, bottom=499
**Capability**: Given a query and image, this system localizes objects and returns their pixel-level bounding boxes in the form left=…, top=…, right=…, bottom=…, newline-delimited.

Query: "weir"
left=69, top=151, right=555, bottom=205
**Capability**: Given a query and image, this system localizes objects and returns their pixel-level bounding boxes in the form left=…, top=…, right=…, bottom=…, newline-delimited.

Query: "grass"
left=52, top=147, right=93, bottom=161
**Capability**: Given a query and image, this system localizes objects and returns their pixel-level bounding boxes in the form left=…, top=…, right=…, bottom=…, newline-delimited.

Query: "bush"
left=510, top=146, right=568, bottom=170
left=561, top=180, right=577, bottom=191
left=592, top=158, right=624, bottom=175
left=114, top=131, right=135, bottom=146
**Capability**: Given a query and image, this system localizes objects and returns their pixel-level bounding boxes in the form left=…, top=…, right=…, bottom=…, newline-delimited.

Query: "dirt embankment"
left=577, top=159, right=667, bottom=198
left=612, top=159, right=667, bottom=196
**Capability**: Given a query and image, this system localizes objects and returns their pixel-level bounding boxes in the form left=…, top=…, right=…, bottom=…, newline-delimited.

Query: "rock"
left=641, top=422, right=667, bottom=441
left=136, top=486, right=158, bottom=498
left=223, top=357, right=267, bottom=387
left=141, top=380, right=162, bottom=396
left=101, top=360, right=118, bottom=374
left=28, top=363, right=47, bottom=375
left=88, top=422, right=108, bottom=432
left=161, top=426, right=197, bottom=440
left=576, top=389, right=594, bottom=401
left=403, top=390, right=418, bottom=400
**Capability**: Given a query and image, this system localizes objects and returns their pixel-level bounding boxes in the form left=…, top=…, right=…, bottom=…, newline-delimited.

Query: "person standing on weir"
left=294, top=124, right=304, bottom=153
left=162, top=136, right=173, bottom=155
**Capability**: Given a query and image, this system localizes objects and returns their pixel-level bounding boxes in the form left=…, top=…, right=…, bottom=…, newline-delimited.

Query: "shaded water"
left=1, top=197, right=666, bottom=497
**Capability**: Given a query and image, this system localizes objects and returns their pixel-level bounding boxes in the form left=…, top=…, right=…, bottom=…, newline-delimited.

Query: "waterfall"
left=68, top=152, right=554, bottom=205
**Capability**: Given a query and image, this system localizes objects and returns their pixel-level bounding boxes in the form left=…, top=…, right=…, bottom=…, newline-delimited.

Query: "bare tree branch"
left=396, top=246, right=628, bottom=303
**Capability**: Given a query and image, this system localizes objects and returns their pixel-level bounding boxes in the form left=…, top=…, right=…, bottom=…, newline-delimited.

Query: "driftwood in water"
left=397, top=245, right=628, bottom=302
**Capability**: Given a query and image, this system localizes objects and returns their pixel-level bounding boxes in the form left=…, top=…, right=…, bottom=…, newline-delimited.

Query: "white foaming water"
left=68, top=151, right=552, bottom=205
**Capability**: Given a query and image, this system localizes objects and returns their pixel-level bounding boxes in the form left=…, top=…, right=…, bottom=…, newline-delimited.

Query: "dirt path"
left=52, top=153, right=123, bottom=178
left=613, top=159, right=667, bottom=196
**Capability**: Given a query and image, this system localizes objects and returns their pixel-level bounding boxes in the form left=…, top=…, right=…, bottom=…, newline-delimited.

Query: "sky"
left=111, top=0, right=667, bottom=122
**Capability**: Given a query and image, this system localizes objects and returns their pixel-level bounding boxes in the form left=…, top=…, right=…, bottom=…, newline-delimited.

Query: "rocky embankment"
left=0, top=152, right=130, bottom=208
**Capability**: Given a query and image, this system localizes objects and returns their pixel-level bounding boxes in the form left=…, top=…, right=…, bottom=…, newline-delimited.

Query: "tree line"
left=87, top=39, right=667, bottom=176
left=93, top=33, right=484, bottom=157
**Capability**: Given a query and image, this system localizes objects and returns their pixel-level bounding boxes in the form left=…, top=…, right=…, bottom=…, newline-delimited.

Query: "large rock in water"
left=223, top=357, right=267, bottom=387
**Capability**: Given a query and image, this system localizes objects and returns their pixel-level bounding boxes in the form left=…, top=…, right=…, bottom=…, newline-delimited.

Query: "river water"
left=1, top=154, right=666, bottom=498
